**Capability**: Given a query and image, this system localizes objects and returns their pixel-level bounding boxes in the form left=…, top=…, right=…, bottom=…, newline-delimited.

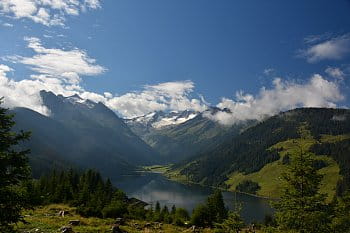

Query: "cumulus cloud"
left=0, top=37, right=346, bottom=123
left=0, top=64, right=51, bottom=115
left=0, top=37, right=208, bottom=117
left=0, top=63, right=207, bottom=118
left=205, top=75, right=344, bottom=126
left=299, top=34, right=350, bottom=63
left=7, top=37, right=106, bottom=85
left=0, top=37, right=106, bottom=115
left=106, top=81, right=208, bottom=118
left=0, top=37, right=207, bottom=118
left=0, top=0, right=101, bottom=26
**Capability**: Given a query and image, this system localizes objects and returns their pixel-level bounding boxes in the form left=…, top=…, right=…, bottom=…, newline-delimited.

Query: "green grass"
left=225, top=132, right=345, bottom=200
left=16, top=204, right=214, bottom=233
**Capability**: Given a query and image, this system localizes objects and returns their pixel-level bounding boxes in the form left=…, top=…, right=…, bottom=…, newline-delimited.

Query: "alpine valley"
left=12, top=91, right=350, bottom=201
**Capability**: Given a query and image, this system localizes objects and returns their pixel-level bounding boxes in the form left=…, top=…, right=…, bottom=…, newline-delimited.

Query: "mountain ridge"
left=11, top=90, right=161, bottom=178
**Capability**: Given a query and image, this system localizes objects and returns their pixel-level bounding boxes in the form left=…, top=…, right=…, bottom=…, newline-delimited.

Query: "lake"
left=113, top=172, right=273, bottom=223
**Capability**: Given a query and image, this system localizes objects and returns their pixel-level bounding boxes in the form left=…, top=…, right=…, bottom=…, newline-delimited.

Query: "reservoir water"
left=113, top=172, right=273, bottom=223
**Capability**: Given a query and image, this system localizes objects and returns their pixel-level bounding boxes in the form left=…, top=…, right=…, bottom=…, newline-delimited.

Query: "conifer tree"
left=153, top=201, right=161, bottom=221
left=273, top=147, right=330, bottom=233
left=0, top=100, right=31, bottom=232
left=207, top=190, right=227, bottom=224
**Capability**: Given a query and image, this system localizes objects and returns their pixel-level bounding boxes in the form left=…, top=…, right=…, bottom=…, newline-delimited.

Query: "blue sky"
left=0, top=0, right=350, bottom=123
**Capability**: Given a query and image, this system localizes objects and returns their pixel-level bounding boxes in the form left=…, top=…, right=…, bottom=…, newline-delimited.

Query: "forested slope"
left=169, top=108, right=350, bottom=198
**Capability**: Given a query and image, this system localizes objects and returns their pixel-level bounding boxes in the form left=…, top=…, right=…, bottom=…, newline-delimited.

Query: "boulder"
left=60, top=226, right=74, bottom=233
left=68, top=220, right=80, bottom=226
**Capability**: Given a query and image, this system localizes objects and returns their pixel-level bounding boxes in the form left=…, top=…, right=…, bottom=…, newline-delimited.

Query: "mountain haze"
left=12, top=91, right=160, bottom=178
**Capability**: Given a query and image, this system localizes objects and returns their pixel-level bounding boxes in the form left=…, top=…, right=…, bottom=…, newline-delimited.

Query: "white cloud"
left=0, top=0, right=101, bottom=26
left=0, top=64, right=51, bottom=115
left=0, top=37, right=106, bottom=115
left=205, top=75, right=344, bottom=126
left=0, top=37, right=346, bottom=123
left=8, top=37, right=106, bottom=85
left=325, top=67, right=345, bottom=80
left=1, top=37, right=207, bottom=118
left=299, top=34, right=350, bottom=63
left=105, top=81, right=208, bottom=118
left=0, top=65, right=207, bottom=118
left=0, top=56, right=346, bottom=123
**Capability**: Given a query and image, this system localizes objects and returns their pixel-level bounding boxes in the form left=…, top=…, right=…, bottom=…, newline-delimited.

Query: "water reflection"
left=112, top=173, right=273, bottom=223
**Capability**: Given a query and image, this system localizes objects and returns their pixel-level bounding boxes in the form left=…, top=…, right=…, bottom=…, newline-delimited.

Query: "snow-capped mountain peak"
left=151, top=111, right=197, bottom=128
left=64, top=94, right=96, bottom=108
left=125, top=110, right=199, bottom=129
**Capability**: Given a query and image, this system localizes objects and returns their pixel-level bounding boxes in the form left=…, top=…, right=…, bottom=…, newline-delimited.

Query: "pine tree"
left=273, top=147, right=330, bottom=233
left=0, top=100, right=31, bottom=232
left=153, top=201, right=161, bottom=221
left=207, top=190, right=228, bottom=224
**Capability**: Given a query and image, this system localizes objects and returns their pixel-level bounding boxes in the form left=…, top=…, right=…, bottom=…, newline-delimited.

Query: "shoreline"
left=139, top=165, right=276, bottom=200
left=164, top=174, right=276, bottom=200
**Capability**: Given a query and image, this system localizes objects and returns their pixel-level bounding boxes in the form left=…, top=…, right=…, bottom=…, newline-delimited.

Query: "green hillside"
left=167, top=108, right=350, bottom=199
left=226, top=132, right=347, bottom=200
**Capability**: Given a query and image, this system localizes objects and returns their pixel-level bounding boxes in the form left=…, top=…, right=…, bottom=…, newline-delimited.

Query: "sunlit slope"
left=167, top=108, right=350, bottom=199
left=226, top=132, right=347, bottom=200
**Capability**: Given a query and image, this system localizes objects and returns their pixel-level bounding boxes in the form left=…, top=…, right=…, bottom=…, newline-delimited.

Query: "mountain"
left=125, top=108, right=253, bottom=163
left=168, top=108, right=350, bottom=198
left=125, top=110, right=199, bottom=135
left=11, top=91, right=160, bottom=178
